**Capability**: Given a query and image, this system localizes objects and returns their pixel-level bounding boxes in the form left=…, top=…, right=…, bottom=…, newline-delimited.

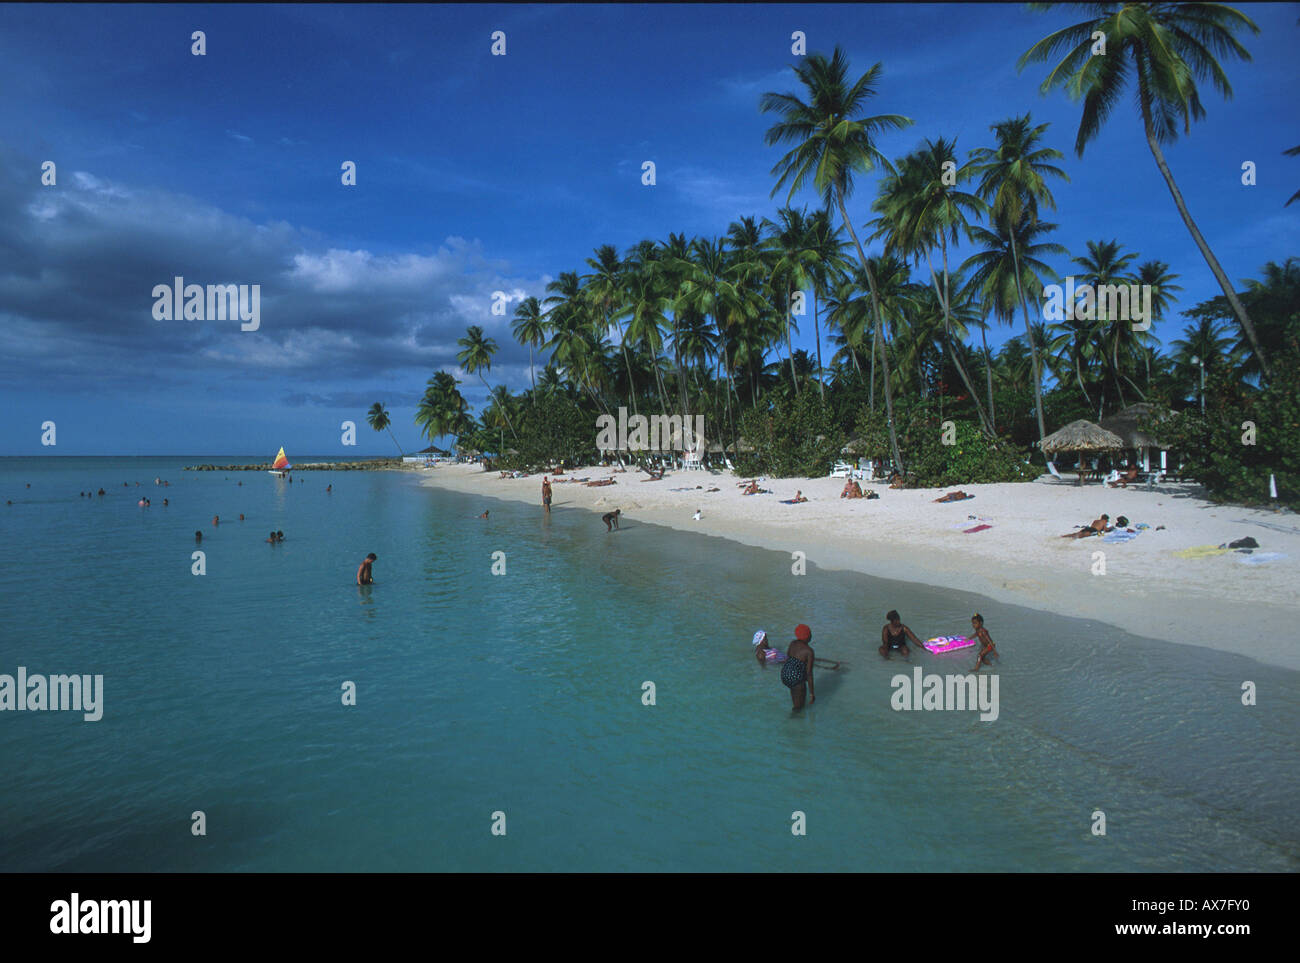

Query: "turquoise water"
left=1, top=456, right=1296, bottom=871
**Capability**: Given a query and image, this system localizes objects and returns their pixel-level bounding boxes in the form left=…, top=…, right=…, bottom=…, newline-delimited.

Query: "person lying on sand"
left=780, top=490, right=809, bottom=504
left=602, top=509, right=621, bottom=531
left=1108, top=466, right=1140, bottom=488
left=586, top=478, right=616, bottom=487
left=879, top=610, right=923, bottom=660
left=969, top=613, right=999, bottom=672
left=742, top=481, right=771, bottom=495
left=934, top=490, right=973, bottom=503
left=1060, top=514, right=1110, bottom=538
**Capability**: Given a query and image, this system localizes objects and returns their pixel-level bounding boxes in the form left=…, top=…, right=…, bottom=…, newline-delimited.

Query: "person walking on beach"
left=782, top=624, right=816, bottom=710
left=602, top=509, right=621, bottom=531
left=357, top=552, right=377, bottom=585
left=542, top=476, right=552, bottom=514
left=879, top=610, right=922, bottom=660
left=970, top=614, right=999, bottom=673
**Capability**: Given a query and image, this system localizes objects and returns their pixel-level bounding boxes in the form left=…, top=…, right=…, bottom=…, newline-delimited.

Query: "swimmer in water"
left=163, top=499, right=169, bottom=506
left=327, top=485, right=332, bottom=493
left=195, top=531, right=202, bottom=541
left=542, top=476, right=552, bottom=514
left=879, top=610, right=922, bottom=660
left=357, top=552, right=377, bottom=585
left=602, top=509, right=621, bottom=531
left=276, top=530, right=285, bottom=541
left=752, top=629, right=787, bottom=666
left=267, top=531, right=278, bottom=544
left=782, top=624, right=816, bottom=710
left=478, top=510, right=489, bottom=519
left=970, top=613, right=999, bottom=672
left=212, top=515, right=219, bottom=526
left=238, top=513, right=243, bottom=520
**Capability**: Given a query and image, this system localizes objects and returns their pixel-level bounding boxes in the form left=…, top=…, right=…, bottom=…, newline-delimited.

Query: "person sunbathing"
left=742, top=481, right=769, bottom=495
left=934, top=490, right=973, bottom=503
left=842, top=480, right=864, bottom=499
left=586, top=478, right=616, bottom=487
left=1060, top=514, right=1110, bottom=538
left=780, top=490, right=808, bottom=504
left=1108, top=466, right=1140, bottom=488
left=888, top=472, right=906, bottom=490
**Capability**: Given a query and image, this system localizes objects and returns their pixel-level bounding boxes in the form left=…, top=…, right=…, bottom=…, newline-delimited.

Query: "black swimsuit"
left=886, top=626, right=907, bottom=650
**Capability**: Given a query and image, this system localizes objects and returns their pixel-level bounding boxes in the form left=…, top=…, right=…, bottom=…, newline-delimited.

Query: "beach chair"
left=682, top=446, right=703, bottom=471
left=1046, top=461, right=1065, bottom=482
left=829, top=460, right=853, bottom=478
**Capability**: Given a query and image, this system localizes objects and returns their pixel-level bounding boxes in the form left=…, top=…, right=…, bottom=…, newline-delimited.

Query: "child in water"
left=970, top=613, right=999, bottom=672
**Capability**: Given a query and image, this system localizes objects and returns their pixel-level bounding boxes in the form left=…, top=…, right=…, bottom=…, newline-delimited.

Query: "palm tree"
left=805, top=208, right=850, bottom=400
left=583, top=244, right=640, bottom=416
left=1019, top=2, right=1269, bottom=380
left=457, top=325, right=518, bottom=442
left=511, top=296, right=548, bottom=405
left=1071, top=239, right=1141, bottom=412
left=871, top=140, right=993, bottom=433
left=969, top=113, right=1069, bottom=449
left=761, top=47, right=913, bottom=471
left=1169, top=316, right=1237, bottom=404
left=761, top=207, right=819, bottom=393
left=415, top=370, right=471, bottom=445
left=961, top=213, right=1068, bottom=439
left=366, top=402, right=404, bottom=456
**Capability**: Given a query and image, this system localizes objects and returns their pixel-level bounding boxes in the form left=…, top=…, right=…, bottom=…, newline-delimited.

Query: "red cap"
left=794, top=623, right=812, bottom=641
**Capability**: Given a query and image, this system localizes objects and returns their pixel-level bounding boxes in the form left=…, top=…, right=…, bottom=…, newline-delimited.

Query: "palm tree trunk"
left=980, top=320, right=996, bottom=432
left=528, top=345, right=537, bottom=407
left=926, top=248, right=992, bottom=434
left=613, top=314, right=640, bottom=418
left=386, top=426, right=403, bottom=457
left=481, top=375, right=519, bottom=442
left=785, top=284, right=799, bottom=394
left=1009, top=230, right=1048, bottom=449
left=813, top=288, right=825, bottom=401
left=1142, top=114, right=1270, bottom=381
left=836, top=190, right=904, bottom=474
left=868, top=317, right=878, bottom=411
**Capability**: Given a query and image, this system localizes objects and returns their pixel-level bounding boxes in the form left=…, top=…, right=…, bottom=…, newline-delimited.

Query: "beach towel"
left=1240, top=552, right=1287, bottom=565
left=1102, top=530, right=1139, bottom=544
left=1173, top=545, right=1233, bottom=559
left=779, top=498, right=808, bottom=505
left=963, top=524, right=992, bottom=533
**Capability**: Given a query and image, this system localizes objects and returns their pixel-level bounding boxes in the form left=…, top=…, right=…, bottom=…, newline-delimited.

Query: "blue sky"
left=1, top=2, right=1295, bottom=455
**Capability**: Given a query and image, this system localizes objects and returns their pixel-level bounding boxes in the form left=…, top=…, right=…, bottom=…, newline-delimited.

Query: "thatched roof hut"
left=1041, top=420, right=1124, bottom=455
left=1099, top=403, right=1170, bottom=450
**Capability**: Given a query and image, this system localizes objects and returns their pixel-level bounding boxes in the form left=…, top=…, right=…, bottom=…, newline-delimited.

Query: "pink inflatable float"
left=924, top=636, right=977, bottom=654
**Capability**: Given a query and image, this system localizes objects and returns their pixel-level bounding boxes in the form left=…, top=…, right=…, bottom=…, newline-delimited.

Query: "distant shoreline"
left=417, top=462, right=1300, bottom=672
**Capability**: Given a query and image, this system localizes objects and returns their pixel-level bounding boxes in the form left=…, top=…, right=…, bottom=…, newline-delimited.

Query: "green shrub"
left=735, top=394, right=844, bottom=477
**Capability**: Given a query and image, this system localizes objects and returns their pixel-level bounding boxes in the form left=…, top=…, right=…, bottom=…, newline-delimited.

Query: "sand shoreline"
left=412, top=463, right=1300, bottom=671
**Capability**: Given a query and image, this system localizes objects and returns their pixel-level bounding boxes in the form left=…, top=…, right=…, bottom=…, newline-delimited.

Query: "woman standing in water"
left=781, top=624, right=816, bottom=710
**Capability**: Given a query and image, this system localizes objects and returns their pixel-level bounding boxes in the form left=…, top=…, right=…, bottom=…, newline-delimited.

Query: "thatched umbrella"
left=1041, top=420, right=1124, bottom=484
left=1099, top=403, right=1173, bottom=471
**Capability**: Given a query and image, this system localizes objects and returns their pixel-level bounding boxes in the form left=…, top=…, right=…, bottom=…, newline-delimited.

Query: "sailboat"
left=268, top=446, right=292, bottom=477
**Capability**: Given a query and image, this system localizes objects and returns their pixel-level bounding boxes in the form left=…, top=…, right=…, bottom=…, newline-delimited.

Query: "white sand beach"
left=417, top=463, right=1300, bottom=671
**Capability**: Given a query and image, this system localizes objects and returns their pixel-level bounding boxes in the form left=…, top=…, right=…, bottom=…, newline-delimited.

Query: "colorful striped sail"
left=271, top=447, right=290, bottom=470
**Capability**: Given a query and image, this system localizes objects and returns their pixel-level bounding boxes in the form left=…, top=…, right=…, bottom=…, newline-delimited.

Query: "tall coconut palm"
left=804, top=208, right=850, bottom=399
left=761, top=47, right=913, bottom=471
left=871, top=140, right=993, bottom=433
left=961, top=213, right=1068, bottom=439
left=415, top=370, right=471, bottom=444
left=583, top=244, right=640, bottom=416
left=761, top=207, right=819, bottom=394
left=1019, top=2, right=1268, bottom=380
left=457, top=325, right=518, bottom=442
left=544, top=271, right=608, bottom=414
left=511, top=296, right=547, bottom=405
left=1071, top=239, right=1141, bottom=412
left=366, top=402, right=404, bottom=456
left=969, top=113, right=1069, bottom=448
